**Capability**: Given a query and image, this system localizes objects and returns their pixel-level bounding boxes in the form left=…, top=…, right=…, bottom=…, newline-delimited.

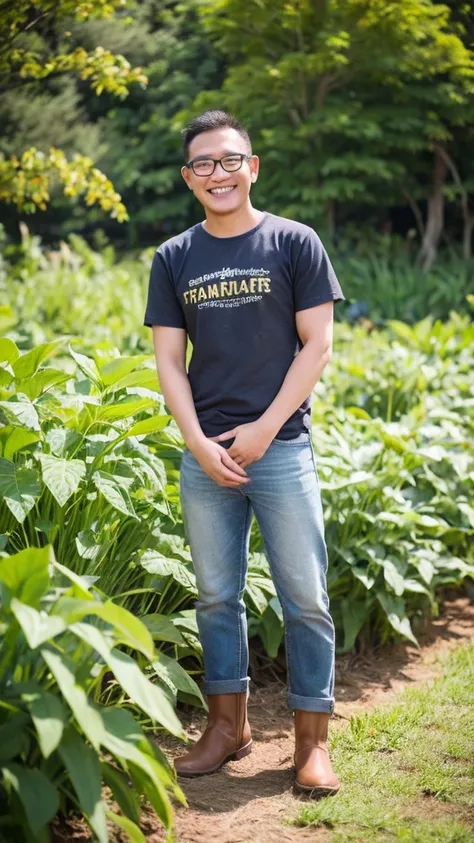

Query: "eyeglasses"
left=185, top=153, right=252, bottom=177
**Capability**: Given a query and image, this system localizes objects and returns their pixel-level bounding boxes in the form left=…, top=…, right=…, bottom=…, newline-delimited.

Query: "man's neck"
left=202, top=204, right=264, bottom=238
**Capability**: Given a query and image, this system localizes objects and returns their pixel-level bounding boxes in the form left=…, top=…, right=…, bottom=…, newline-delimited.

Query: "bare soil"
left=52, top=593, right=474, bottom=843
left=142, top=594, right=474, bottom=843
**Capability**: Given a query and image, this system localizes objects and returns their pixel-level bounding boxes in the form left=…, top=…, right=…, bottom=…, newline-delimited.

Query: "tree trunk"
left=418, top=148, right=448, bottom=271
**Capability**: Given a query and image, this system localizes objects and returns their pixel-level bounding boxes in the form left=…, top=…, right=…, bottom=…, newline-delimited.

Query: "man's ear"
left=181, top=166, right=193, bottom=190
left=249, top=155, right=260, bottom=183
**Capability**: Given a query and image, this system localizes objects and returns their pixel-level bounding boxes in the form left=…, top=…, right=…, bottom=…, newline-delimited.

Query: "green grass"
left=289, top=643, right=474, bottom=842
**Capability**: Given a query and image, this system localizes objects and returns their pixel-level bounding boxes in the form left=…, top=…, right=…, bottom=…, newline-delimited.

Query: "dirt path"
left=143, top=595, right=474, bottom=843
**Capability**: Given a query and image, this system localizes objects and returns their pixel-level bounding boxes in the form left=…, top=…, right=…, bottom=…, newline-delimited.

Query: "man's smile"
left=208, top=186, right=237, bottom=195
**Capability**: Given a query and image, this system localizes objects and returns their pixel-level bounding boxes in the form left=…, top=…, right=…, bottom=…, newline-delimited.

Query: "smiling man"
left=144, top=110, right=345, bottom=797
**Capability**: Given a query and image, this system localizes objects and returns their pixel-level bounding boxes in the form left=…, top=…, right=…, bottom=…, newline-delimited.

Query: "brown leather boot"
left=174, top=691, right=252, bottom=777
left=294, top=711, right=340, bottom=796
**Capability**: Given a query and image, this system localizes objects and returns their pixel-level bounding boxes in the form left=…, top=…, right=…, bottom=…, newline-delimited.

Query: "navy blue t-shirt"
left=144, top=212, right=344, bottom=440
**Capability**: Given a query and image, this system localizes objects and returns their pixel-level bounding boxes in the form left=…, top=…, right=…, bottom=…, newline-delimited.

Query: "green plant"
left=0, top=544, right=194, bottom=842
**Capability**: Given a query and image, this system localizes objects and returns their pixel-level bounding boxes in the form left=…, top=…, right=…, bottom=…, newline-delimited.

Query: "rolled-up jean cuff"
left=288, top=694, right=335, bottom=714
left=202, top=677, right=250, bottom=695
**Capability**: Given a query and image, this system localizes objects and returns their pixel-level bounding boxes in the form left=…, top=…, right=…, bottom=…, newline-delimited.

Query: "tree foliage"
left=0, top=0, right=147, bottom=220
left=190, top=0, right=474, bottom=262
left=1, top=0, right=474, bottom=260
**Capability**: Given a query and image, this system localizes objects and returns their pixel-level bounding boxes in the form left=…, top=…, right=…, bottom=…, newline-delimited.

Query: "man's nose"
left=211, top=162, right=229, bottom=179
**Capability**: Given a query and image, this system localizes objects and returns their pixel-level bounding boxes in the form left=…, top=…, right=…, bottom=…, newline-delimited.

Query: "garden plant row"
left=0, top=308, right=473, bottom=839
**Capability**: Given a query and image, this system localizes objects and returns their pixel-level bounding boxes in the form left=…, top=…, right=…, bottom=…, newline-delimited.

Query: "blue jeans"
left=179, top=432, right=335, bottom=714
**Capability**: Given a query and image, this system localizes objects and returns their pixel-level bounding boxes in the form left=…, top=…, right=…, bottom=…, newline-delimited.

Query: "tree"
left=190, top=0, right=474, bottom=263
left=0, top=0, right=147, bottom=221
left=100, top=0, right=224, bottom=245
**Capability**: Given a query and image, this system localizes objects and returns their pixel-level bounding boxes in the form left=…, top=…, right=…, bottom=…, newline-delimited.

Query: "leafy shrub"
left=335, top=246, right=474, bottom=323
left=1, top=319, right=473, bottom=661
left=0, top=337, right=210, bottom=683
left=0, top=545, right=191, bottom=842
left=0, top=227, right=150, bottom=351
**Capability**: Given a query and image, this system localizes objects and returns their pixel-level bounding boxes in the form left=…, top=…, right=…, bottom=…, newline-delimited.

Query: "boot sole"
left=294, top=780, right=340, bottom=798
left=175, top=739, right=253, bottom=778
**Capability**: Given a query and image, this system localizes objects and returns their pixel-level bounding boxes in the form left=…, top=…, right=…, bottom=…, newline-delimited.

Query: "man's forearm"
left=258, top=341, right=332, bottom=437
left=158, top=363, right=206, bottom=450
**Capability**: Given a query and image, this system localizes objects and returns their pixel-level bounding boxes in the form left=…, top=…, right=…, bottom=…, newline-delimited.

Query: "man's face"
left=181, top=127, right=259, bottom=216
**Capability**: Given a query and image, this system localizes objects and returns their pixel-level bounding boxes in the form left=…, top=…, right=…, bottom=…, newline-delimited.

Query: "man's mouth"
left=207, top=186, right=236, bottom=195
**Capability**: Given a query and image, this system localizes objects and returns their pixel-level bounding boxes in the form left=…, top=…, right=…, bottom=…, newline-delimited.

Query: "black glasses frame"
left=184, top=153, right=252, bottom=177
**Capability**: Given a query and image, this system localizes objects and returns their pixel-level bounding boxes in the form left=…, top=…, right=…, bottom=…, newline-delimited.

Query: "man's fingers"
left=219, top=466, right=249, bottom=485
left=221, top=452, right=248, bottom=477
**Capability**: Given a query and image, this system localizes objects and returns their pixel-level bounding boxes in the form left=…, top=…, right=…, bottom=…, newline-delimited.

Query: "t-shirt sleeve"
left=143, top=249, right=186, bottom=329
left=292, top=229, right=345, bottom=312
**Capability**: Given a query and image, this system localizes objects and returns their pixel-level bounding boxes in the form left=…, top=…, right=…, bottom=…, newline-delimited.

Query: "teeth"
left=210, top=186, right=234, bottom=194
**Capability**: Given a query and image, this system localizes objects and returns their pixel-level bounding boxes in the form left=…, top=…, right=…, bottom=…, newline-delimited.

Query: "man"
left=144, top=110, right=344, bottom=797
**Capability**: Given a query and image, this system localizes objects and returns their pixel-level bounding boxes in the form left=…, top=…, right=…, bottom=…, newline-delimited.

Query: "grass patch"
left=289, top=643, right=474, bottom=842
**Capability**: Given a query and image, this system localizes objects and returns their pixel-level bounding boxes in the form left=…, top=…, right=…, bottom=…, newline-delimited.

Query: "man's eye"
left=194, top=160, right=212, bottom=171
left=223, top=157, right=241, bottom=165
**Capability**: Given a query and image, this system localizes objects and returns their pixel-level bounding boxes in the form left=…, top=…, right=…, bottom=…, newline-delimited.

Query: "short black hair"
left=182, top=110, right=252, bottom=161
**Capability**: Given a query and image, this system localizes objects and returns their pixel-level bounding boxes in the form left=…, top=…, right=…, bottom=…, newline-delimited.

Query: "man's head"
left=181, top=110, right=259, bottom=217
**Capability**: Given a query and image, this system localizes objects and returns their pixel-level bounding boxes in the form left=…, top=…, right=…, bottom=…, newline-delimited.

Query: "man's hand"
left=210, top=421, right=275, bottom=469
left=190, top=438, right=251, bottom=488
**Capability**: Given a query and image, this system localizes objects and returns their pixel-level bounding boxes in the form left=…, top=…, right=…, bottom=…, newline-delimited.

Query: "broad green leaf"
left=140, top=614, right=186, bottom=645
left=28, top=692, right=68, bottom=758
left=107, top=811, right=146, bottom=843
left=380, top=432, right=409, bottom=453
left=39, top=453, right=86, bottom=507
left=97, top=397, right=157, bottom=422
left=0, top=714, right=30, bottom=762
left=152, top=652, right=205, bottom=707
left=12, top=340, right=62, bottom=379
left=124, top=414, right=172, bottom=438
left=111, top=368, right=160, bottom=392
left=72, top=623, right=183, bottom=737
left=52, top=560, right=93, bottom=600
left=376, top=592, right=418, bottom=646
left=259, top=603, right=284, bottom=658
left=0, top=459, right=41, bottom=523
left=319, top=471, right=372, bottom=490
left=341, top=598, right=369, bottom=651
left=45, top=427, right=81, bottom=458
left=382, top=559, right=407, bottom=596
left=0, top=546, right=51, bottom=606
left=0, top=397, right=39, bottom=430
left=2, top=763, right=59, bottom=836
left=97, top=602, right=155, bottom=660
left=11, top=598, right=67, bottom=647
left=16, top=369, right=73, bottom=401
left=75, top=529, right=102, bottom=561
left=58, top=729, right=108, bottom=843
left=101, top=707, right=181, bottom=800
left=55, top=598, right=155, bottom=660
left=0, top=366, right=13, bottom=388
left=100, top=355, right=149, bottom=386
left=93, top=470, right=139, bottom=519
left=69, top=346, right=102, bottom=385
left=128, top=762, right=174, bottom=828
left=140, top=551, right=197, bottom=594
left=0, top=337, right=19, bottom=365
left=41, top=649, right=105, bottom=750
left=0, top=426, right=40, bottom=460
left=101, top=762, right=141, bottom=825
left=351, top=566, right=376, bottom=590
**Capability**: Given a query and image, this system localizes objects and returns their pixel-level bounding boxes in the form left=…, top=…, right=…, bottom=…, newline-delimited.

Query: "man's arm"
left=259, top=300, right=334, bottom=437
left=212, top=301, right=334, bottom=466
left=151, top=326, right=204, bottom=450
left=152, top=326, right=249, bottom=487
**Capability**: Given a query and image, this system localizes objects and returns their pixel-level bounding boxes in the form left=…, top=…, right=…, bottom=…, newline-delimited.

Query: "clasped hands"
left=190, top=420, right=275, bottom=488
